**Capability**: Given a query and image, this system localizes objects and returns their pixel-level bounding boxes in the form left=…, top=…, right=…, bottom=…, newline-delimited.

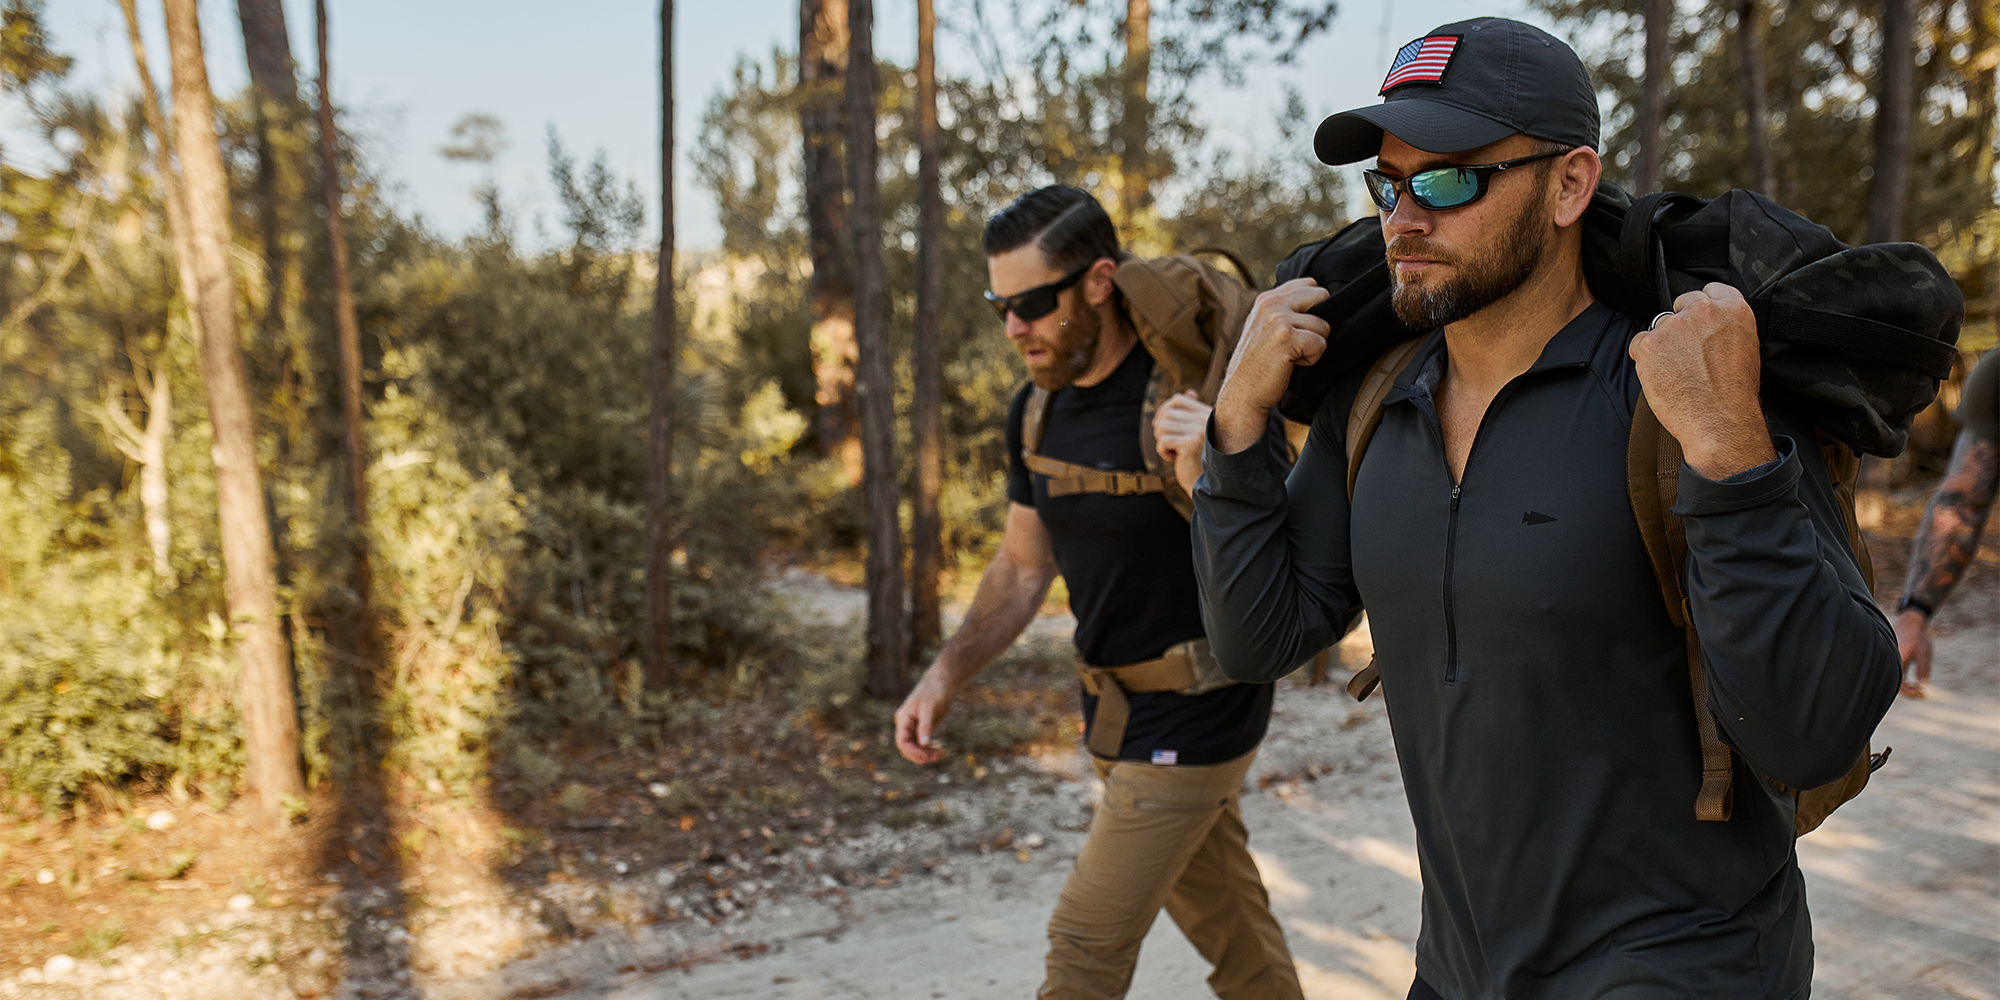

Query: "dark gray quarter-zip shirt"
left=1192, top=303, right=1899, bottom=1000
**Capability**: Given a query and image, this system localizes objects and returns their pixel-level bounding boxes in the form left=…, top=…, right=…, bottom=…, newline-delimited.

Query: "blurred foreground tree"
left=163, top=0, right=304, bottom=815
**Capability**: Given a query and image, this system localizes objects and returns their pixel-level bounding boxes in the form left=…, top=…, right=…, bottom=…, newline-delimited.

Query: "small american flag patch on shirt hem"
left=1151, top=750, right=1179, bottom=766
left=1381, top=35, right=1461, bottom=93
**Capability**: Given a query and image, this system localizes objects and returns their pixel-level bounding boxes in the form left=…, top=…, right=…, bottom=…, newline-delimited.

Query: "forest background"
left=0, top=0, right=1993, bottom=852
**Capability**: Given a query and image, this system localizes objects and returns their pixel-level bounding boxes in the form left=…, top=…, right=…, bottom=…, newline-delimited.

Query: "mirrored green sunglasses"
left=1362, top=150, right=1566, bottom=213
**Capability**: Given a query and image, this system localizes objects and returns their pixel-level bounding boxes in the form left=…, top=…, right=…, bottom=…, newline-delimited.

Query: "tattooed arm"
left=1894, top=429, right=2000, bottom=697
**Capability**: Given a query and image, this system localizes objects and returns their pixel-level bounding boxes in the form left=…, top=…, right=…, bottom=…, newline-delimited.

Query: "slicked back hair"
left=983, top=186, right=1124, bottom=274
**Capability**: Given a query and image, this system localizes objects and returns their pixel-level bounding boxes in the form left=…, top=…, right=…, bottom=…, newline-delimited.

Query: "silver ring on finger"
left=1649, top=311, right=1675, bottom=330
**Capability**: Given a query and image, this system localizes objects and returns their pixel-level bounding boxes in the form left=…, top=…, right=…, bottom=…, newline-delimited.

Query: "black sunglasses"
left=984, top=263, right=1094, bottom=323
left=1363, top=150, right=1566, bottom=213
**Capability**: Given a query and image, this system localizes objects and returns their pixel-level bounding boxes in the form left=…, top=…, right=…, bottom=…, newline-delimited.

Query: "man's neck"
left=1440, top=243, right=1596, bottom=397
left=1071, top=308, right=1138, bottom=388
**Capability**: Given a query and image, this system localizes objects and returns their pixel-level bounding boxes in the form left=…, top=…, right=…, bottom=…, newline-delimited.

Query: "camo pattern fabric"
left=1279, top=182, right=1965, bottom=454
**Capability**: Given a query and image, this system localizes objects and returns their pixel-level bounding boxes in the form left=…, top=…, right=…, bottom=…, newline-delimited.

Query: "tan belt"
left=1077, top=639, right=1233, bottom=759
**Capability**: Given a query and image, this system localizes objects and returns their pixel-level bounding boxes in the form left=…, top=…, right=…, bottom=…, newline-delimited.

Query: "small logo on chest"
left=1521, top=510, right=1558, bottom=525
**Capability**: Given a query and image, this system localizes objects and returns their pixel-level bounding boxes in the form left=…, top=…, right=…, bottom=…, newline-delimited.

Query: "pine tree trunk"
left=235, top=0, right=307, bottom=405
left=910, top=0, right=943, bottom=660
left=119, top=0, right=203, bottom=335
left=137, top=375, right=173, bottom=579
left=1866, top=0, right=1915, bottom=244
left=315, top=0, right=369, bottom=605
left=801, top=0, right=860, bottom=481
left=163, top=0, right=305, bottom=815
left=119, top=0, right=197, bottom=589
left=1735, top=0, right=1776, bottom=195
left=846, top=0, right=907, bottom=698
left=1637, top=0, right=1669, bottom=192
left=102, top=358, right=173, bottom=581
left=1119, top=0, right=1152, bottom=225
left=645, top=0, right=678, bottom=689
left=236, top=0, right=297, bottom=103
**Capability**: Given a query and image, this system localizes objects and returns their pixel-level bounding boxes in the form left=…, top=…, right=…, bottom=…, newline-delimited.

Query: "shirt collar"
left=1383, top=300, right=1616, bottom=405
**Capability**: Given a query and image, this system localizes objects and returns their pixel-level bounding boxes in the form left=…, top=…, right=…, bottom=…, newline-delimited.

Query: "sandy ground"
left=547, top=580, right=2000, bottom=1000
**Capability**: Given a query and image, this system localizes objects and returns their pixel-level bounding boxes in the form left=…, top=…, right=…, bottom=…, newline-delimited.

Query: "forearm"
left=930, top=556, right=1055, bottom=690
left=1193, top=416, right=1359, bottom=682
left=1212, top=391, right=1273, bottom=456
left=1677, top=437, right=1899, bottom=788
left=1901, top=434, right=1999, bottom=614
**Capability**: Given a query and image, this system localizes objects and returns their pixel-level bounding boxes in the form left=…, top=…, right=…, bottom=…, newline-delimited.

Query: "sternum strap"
left=1022, top=452, right=1166, bottom=498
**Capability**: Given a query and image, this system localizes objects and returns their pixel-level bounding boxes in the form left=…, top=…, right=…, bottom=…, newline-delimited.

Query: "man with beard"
left=1191, top=17, right=1897, bottom=1000
left=893, top=186, right=1304, bottom=1000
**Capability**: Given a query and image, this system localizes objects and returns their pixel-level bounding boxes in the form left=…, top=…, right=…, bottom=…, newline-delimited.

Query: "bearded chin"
left=1027, top=307, right=1103, bottom=390
left=1390, top=205, right=1550, bottom=330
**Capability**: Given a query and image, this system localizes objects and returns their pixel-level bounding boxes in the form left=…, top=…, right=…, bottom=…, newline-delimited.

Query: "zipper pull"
left=1450, top=484, right=1461, bottom=511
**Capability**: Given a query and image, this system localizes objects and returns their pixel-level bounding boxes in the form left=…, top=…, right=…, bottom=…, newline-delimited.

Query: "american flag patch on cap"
left=1380, top=35, right=1460, bottom=93
left=1151, top=750, right=1178, bottom=766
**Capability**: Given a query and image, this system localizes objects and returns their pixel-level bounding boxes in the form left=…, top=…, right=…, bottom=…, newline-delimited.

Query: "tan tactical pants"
left=1039, top=750, right=1303, bottom=1000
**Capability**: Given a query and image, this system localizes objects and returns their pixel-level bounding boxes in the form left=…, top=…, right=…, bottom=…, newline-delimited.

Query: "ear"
left=1551, top=147, right=1601, bottom=229
left=1081, top=257, right=1120, bottom=307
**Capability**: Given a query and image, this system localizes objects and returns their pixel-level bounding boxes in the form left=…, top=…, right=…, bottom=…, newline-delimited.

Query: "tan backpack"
left=1339, top=340, right=1890, bottom=836
left=1019, top=249, right=1263, bottom=520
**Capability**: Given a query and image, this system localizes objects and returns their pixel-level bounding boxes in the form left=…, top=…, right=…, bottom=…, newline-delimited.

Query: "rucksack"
left=1338, top=341, right=1890, bottom=836
left=1302, top=183, right=1953, bottom=836
left=1275, top=182, right=1964, bottom=458
left=1019, top=248, right=1263, bottom=520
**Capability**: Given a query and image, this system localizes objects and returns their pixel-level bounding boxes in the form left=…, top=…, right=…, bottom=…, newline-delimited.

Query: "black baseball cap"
left=1313, top=17, right=1599, bottom=165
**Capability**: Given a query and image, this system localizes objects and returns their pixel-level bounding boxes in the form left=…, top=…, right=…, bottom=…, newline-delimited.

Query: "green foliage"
left=1528, top=0, right=1996, bottom=337
left=0, top=0, right=1369, bottom=814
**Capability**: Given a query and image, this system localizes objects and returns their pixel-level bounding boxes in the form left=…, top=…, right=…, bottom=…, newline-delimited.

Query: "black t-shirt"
left=1959, top=349, right=1999, bottom=445
left=1006, top=344, right=1272, bottom=765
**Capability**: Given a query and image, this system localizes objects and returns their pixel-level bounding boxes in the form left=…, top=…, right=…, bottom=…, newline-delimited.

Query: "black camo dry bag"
left=1275, top=181, right=1965, bottom=456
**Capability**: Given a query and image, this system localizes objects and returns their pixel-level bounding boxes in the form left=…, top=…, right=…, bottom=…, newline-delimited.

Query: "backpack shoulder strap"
left=1337, top=338, right=1423, bottom=705
left=1019, top=382, right=1169, bottom=500
left=1628, top=395, right=1735, bottom=822
left=1344, top=338, right=1425, bottom=503
left=1022, top=385, right=1052, bottom=457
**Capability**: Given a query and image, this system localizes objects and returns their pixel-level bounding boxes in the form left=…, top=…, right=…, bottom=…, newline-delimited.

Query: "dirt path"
left=541, top=597, right=1998, bottom=1000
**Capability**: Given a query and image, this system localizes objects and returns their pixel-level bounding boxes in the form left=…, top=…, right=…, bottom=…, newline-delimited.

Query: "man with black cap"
left=1191, top=16, right=1898, bottom=1000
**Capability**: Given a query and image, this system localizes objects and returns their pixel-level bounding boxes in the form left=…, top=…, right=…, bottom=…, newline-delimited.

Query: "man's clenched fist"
left=1213, top=279, right=1332, bottom=454
left=1628, top=282, right=1777, bottom=480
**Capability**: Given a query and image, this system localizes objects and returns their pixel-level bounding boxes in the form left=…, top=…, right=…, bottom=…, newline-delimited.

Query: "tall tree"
left=1866, top=0, right=1916, bottom=243
left=1734, top=0, right=1776, bottom=195
left=800, top=0, right=860, bottom=480
left=1637, top=0, right=1669, bottom=192
left=118, top=0, right=201, bottom=335
left=645, top=0, right=678, bottom=687
left=234, top=0, right=306, bottom=376
left=911, top=0, right=943, bottom=659
left=315, top=0, right=369, bottom=600
left=235, top=0, right=296, bottom=102
left=162, top=0, right=305, bottom=815
left=1118, top=0, right=1152, bottom=226
left=846, top=0, right=907, bottom=696
left=117, top=0, right=195, bottom=586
